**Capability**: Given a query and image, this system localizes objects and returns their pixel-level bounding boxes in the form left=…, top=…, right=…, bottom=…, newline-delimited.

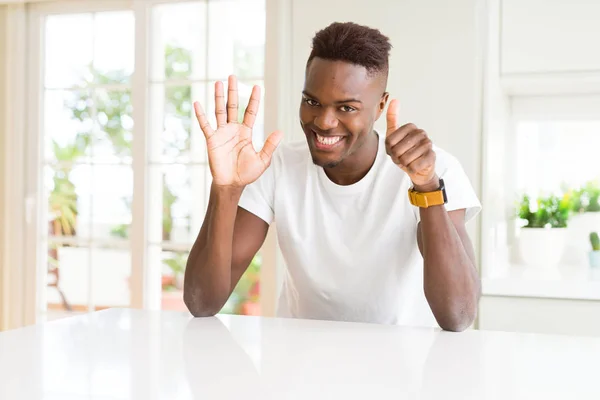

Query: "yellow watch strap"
left=408, top=188, right=446, bottom=208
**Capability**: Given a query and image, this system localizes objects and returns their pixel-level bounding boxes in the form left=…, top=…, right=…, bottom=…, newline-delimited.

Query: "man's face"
left=299, top=58, right=388, bottom=169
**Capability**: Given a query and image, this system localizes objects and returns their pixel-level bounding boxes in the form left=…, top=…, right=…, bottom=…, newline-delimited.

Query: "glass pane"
left=149, top=83, right=206, bottom=163
left=516, top=121, right=600, bottom=195
left=90, top=165, right=133, bottom=239
left=46, top=240, right=90, bottom=316
left=151, top=1, right=207, bottom=81
left=44, top=90, right=93, bottom=164
left=208, top=0, right=265, bottom=79
left=148, top=165, right=208, bottom=245
left=46, top=164, right=91, bottom=240
left=93, top=11, right=135, bottom=84
left=160, top=249, right=188, bottom=311
left=45, top=13, right=93, bottom=88
left=94, top=88, right=134, bottom=162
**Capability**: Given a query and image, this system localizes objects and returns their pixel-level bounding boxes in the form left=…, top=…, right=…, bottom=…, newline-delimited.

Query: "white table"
left=0, top=309, right=599, bottom=399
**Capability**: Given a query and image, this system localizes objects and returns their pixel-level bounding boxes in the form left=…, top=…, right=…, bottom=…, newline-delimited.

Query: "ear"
left=375, top=92, right=389, bottom=120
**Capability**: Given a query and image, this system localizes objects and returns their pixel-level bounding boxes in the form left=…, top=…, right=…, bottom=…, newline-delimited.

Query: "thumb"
left=386, top=99, right=400, bottom=136
left=259, top=130, right=283, bottom=166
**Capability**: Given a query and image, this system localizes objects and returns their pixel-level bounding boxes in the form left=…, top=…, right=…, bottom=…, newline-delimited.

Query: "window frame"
left=18, top=0, right=289, bottom=323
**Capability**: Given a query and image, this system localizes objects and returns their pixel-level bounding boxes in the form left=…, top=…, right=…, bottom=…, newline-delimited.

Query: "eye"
left=340, top=105, right=356, bottom=112
left=303, top=98, right=319, bottom=107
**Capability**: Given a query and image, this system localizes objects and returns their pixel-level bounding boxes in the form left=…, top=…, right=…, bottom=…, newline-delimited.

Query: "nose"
left=314, top=107, right=338, bottom=131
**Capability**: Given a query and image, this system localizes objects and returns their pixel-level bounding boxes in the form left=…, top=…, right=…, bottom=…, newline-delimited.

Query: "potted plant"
left=589, top=232, right=600, bottom=268
left=516, top=193, right=570, bottom=267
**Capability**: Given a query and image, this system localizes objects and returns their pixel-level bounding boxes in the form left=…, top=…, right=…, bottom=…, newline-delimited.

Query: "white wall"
left=288, top=0, right=485, bottom=240
left=501, top=0, right=600, bottom=75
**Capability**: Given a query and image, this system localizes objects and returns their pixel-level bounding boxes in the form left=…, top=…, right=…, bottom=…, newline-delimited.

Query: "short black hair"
left=307, top=22, right=392, bottom=76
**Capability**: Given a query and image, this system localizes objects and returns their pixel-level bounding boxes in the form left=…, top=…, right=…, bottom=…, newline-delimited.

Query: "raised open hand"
left=194, top=75, right=283, bottom=188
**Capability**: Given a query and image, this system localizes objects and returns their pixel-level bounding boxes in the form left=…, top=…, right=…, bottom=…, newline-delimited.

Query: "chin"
left=310, top=154, right=343, bottom=169
left=304, top=128, right=349, bottom=168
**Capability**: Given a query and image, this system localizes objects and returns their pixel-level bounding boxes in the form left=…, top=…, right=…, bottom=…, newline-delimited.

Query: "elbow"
left=436, top=303, right=478, bottom=332
left=438, top=314, right=475, bottom=332
left=183, top=285, right=224, bottom=318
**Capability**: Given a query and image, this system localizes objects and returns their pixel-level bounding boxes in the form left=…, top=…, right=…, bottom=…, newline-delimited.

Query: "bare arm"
left=416, top=204, right=480, bottom=332
left=183, top=184, right=268, bottom=317
left=183, top=75, right=282, bottom=317
left=384, top=99, right=479, bottom=332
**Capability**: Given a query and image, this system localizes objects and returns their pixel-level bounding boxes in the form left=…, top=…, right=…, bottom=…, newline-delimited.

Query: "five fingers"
left=194, top=75, right=262, bottom=136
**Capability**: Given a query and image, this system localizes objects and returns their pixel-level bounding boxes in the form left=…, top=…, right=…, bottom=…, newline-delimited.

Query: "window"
left=43, top=10, right=135, bottom=315
left=512, top=96, right=600, bottom=206
left=483, top=95, right=600, bottom=271
left=515, top=120, right=600, bottom=197
left=146, top=0, right=265, bottom=314
left=511, top=96, right=600, bottom=266
left=34, top=0, right=266, bottom=321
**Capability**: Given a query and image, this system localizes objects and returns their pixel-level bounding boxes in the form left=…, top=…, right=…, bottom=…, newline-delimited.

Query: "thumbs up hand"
left=384, top=99, right=438, bottom=191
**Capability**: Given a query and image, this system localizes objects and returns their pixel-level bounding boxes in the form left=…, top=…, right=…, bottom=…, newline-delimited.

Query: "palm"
left=205, top=123, right=268, bottom=186
left=194, top=76, right=282, bottom=188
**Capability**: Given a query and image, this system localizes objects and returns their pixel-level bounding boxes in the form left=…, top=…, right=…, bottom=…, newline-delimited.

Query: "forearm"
left=418, top=204, right=480, bottom=332
left=184, top=184, right=243, bottom=316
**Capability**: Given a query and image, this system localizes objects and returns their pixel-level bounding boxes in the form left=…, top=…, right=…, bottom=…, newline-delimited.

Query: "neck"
left=323, top=132, right=379, bottom=185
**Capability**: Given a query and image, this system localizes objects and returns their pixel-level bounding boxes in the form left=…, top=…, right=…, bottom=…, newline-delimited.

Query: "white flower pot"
left=590, top=251, right=600, bottom=268
left=518, top=227, right=567, bottom=267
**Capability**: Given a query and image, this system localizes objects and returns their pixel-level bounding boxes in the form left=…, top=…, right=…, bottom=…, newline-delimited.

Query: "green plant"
left=48, top=135, right=89, bottom=236
left=591, top=232, right=600, bottom=251
left=517, top=193, right=570, bottom=228
left=161, top=252, right=188, bottom=291
left=568, top=179, right=600, bottom=213
left=163, top=252, right=187, bottom=276
left=49, top=174, right=78, bottom=235
left=109, top=224, right=129, bottom=239
left=584, top=180, right=600, bottom=212
left=220, top=254, right=261, bottom=314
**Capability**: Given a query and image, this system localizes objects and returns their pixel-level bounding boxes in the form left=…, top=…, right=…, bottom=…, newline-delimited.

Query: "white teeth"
left=316, top=133, right=343, bottom=146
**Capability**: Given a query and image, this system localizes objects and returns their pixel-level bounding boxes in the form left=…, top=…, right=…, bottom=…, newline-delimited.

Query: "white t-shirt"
left=238, top=132, right=481, bottom=327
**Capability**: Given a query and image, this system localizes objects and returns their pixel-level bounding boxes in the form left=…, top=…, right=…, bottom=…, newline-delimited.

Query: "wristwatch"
left=408, top=178, right=447, bottom=208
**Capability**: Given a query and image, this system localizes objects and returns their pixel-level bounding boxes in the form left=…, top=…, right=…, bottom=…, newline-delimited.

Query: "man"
left=184, top=22, right=482, bottom=332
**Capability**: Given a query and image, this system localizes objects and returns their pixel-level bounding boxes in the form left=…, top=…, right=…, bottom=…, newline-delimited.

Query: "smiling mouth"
left=312, top=130, right=345, bottom=149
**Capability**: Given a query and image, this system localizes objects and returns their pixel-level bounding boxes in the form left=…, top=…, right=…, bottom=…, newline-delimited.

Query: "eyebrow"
left=302, top=90, right=362, bottom=104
